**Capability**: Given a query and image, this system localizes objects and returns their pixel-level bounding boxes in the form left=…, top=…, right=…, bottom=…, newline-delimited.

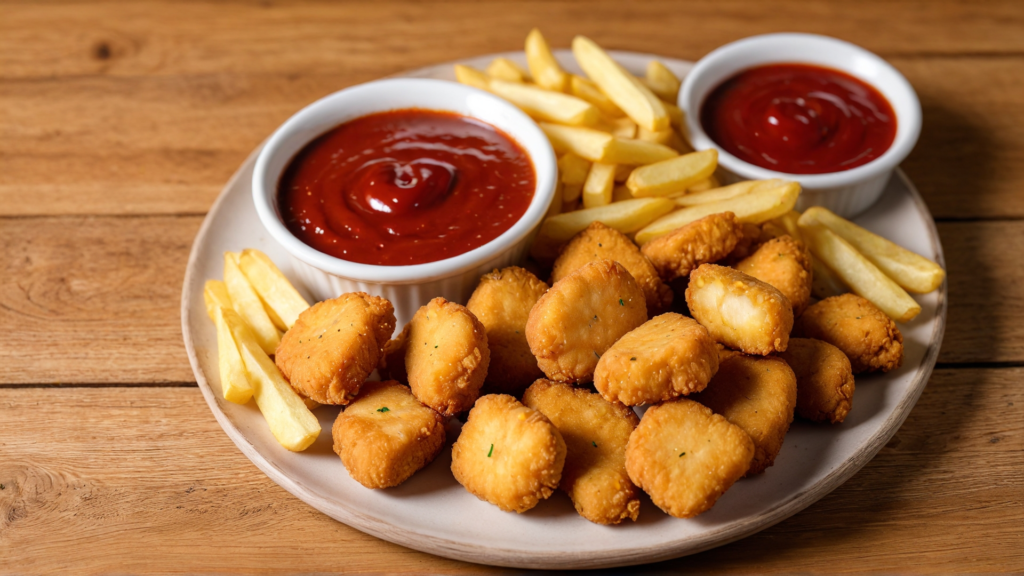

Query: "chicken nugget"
left=332, top=380, right=446, bottom=489
left=526, top=260, right=647, bottom=383
left=384, top=297, right=489, bottom=416
left=523, top=379, right=640, bottom=525
left=466, top=267, right=548, bottom=396
left=276, top=292, right=396, bottom=405
left=735, top=235, right=813, bottom=315
left=594, top=313, right=719, bottom=406
left=690, top=354, right=796, bottom=475
left=625, top=398, right=754, bottom=518
left=778, top=338, right=855, bottom=423
left=641, top=212, right=743, bottom=281
left=795, top=294, right=903, bottom=374
left=552, top=222, right=673, bottom=315
left=451, top=394, right=566, bottom=513
left=685, top=264, right=794, bottom=355
left=722, top=222, right=764, bottom=264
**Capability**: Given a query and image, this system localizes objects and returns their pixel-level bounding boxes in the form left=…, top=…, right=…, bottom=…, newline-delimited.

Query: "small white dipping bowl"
left=252, top=78, right=557, bottom=327
left=680, top=33, right=921, bottom=218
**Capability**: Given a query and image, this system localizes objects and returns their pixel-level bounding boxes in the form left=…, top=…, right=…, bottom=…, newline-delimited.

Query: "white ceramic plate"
left=180, top=51, right=947, bottom=570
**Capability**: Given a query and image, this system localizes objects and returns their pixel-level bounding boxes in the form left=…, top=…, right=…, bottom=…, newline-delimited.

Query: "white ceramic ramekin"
left=252, top=78, right=558, bottom=327
left=680, top=33, right=921, bottom=218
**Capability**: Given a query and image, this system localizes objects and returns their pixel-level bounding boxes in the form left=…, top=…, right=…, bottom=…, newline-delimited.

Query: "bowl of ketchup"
left=680, top=33, right=921, bottom=217
left=252, top=78, right=557, bottom=326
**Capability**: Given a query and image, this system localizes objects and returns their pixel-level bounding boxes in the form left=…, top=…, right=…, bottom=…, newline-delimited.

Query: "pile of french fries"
left=203, top=249, right=320, bottom=451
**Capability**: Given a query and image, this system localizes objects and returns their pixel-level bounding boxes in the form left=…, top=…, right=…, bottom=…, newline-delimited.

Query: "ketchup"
left=278, top=109, right=535, bottom=266
left=700, top=63, right=897, bottom=174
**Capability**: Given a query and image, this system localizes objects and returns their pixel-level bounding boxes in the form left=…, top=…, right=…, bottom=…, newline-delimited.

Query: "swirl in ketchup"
left=278, top=109, right=535, bottom=266
left=700, top=63, right=897, bottom=174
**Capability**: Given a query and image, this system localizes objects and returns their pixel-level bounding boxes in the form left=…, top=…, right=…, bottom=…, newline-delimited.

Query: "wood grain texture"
left=0, top=368, right=1020, bottom=573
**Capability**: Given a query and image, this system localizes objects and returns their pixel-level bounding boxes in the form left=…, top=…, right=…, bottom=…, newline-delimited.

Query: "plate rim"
left=180, top=52, right=947, bottom=570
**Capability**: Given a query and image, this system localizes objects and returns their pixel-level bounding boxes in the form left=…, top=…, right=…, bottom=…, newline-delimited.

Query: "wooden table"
left=2, top=1, right=1021, bottom=572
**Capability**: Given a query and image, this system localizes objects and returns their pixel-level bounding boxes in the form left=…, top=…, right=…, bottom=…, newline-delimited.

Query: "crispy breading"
left=385, top=298, right=490, bottom=416
left=795, top=294, right=904, bottom=374
left=276, top=292, right=396, bottom=405
left=526, top=260, right=648, bottom=383
left=625, top=398, right=753, bottom=519
left=722, top=222, right=764, bottom=264
left=640, top=212, right=743, bottom=281
left=778, top=338, right=855, bottom=423
left=522, top=379, right=641, bottom=525
left=552, top=222, right=673, bottom=315
left=594, top=313, right=719, bottom=405
left=690, top=354, right=796, bottom=475
left=451, top=394, right=567, bottom=513
left=466, top=267, right=549, bottom=396
left=685, top=264, right=794, bottom=355
left=331, top=380, right=446, bottom=489
left=735, top=235, right=813, bottom=315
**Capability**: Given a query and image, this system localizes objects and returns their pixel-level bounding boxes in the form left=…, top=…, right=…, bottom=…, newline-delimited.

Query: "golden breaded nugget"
left=640, top=212, right=743, bottom=281
left=625, top=398, right=754, bottom=518
left=523, top=379, right=641, bottom=525
left=386, top=298, right=490, bottom=416
left=594, top=313, right=719, bottom=405
left=466, top=267, right=548, bottom=396
left=690, top=354, right=796, bottom=475
left=722, top=222, right=764, bottom=264
left=735, top=235, right=813, bottom=315
left=778, top=338, right=855, bottom=423
left=526, top=260, right=647, bottom=383
left=685, top=264, right=794, bottom=355
left=332, top=380, right=446, bottom=489
left=552, top=222, right=673, bottom=315
left=276, top=292, right=396, bottom=405
left=451, top=394, right=566, bottom=513
left=795, top=294, right=904, bottom=374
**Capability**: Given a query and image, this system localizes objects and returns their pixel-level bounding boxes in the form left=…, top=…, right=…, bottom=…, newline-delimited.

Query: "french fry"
left=771, top=210, right=804, bottom=243
left=454, top=64, right=490, bottom=91
left=674, top=178, right=783, bottom=206
left=645, top=60, right=681, bottom=102
left=799, top=207, right=946, bottom=293
left=530, top=197, right=675, bottom=261
left=626, top=149, right=717, bottom=197
left=526, top=28, right=569, bottom=92
left=540, top=123, right=613, bottom=161
left=239, top=249, right=309, bottom=331
left=562, top=198, right=580, bottom=213
left=572, top=36, right=670, bottom=131
left=687, top=176, right=719, bottom=194
left=811, top=255, right=849, bottom=300
left=635, top=180, right=800, bottom=244
left=637, top=125, right=675, bottom=145
left=546, top=181, right=564, bottom=219
left=563, top=182, right=583, bottom=203
left=212, top=304, right=254, bottom=405
left=558, top=152, right=591, bottom=186
left=800, top=224, right=921, bottom=322
left=604, top=137, right=677, bottom=165
left=614, top=164, right=633, bottom=183
left=489, top=79, right=599, bottom=126
left=662, top=101, right=685, bottom=130
left=612, top=184, right=633, bottom=202
left=486, top=57, right=529, bottom=83
left=664, top=129, right=693, bottom=154
left=570, top=74, right=624, bottom=117
left=596, top=116, right=638, bottom=139
left=582, top=162, right=616, bottom=208
left=224, top=252, right=280, bottom=355
left=223, top=309, right=321, bottom=451
left=203, top=279, right=233, bottom=322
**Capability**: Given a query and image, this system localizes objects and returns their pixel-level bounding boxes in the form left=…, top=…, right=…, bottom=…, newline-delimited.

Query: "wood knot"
left=93, top=42, right=112, bottom=60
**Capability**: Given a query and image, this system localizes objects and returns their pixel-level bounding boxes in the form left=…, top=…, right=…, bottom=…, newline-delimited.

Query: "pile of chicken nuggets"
left=267, top=207, right=918, bottom=525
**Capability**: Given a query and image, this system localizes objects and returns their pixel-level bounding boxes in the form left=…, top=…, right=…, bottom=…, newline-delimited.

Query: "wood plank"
left=0, top=367, right=1020, bottom=572
left=0, top=217, right=1017, bottom=385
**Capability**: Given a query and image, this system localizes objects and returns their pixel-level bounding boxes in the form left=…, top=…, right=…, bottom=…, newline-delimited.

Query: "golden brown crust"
left=552, top=222, right=673, bottom=315
left=778, top=338, right=856, bottom=423
left=684, top=264, right=794, bottom=355
left=451, top=394, right=567, bottom=513
left=641, top=212, right=743, bottom=281
left=331, top=380, right=446, bottom=489
left=466, top=267, right=548, bottom=396
left=722, top=222, right=764, bottom=264
left=795, top=294, right=904, bottom=374
left=594, top=313, right=719, bottom=406
left=625, top=398, right=754, bottom=518
left=522, top=379, right=641, bottom=525
left=735, top=235, right=813, bottom=315
left=526, top=259, right=648, bottom=383
left=690, top=354, right=797, bottom=475
left=275, top=292, right=396, bottom=405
